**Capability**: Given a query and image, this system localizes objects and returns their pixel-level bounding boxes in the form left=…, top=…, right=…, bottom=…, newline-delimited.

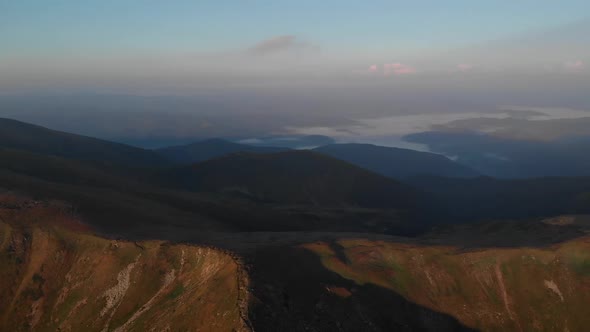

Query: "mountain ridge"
left=0, top=117, right=169, bottom=168
left=156, top=138, right=287, bottom=164
left=155, top=150, right=421, bottom=210
left=313, top=143, right=478, bottom=179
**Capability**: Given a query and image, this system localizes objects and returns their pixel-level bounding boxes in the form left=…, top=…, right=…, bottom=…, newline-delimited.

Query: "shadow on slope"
left=247, top=245, right=477, bottom=332
left=420, top=216, right=590, bottom=249
left=0, top=167, right=422, bottom=239
left=406, top=175, right=590, bottom=224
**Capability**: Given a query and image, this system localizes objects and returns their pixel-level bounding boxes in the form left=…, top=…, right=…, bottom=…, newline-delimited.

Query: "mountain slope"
left=404, top=131, right=590, bottom=178
left=4, top=195, right=590, bottom=331
left=298, top=233, right=590, bottom=331
left=0, top=118, right=168, bottom=167
left=156, top=150, right=419, bottom=209
left=314, top=143, right=478, bottom=179
left=156, top=138, right=286, bottom=164
left=0, top=148, right=415, bottom=235
left=0, top=201, right=249, bottom=332
left=406, top=175, right=590, bottom=222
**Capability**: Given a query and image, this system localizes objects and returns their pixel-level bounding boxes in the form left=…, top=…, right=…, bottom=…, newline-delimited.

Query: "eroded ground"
left=0, top=198, right=249, bottom=332
left=2, top=194, right=590, bottom=332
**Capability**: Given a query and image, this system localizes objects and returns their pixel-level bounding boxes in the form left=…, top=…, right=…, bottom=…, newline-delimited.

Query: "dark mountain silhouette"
left=0, top=117, right=168, bottom=167
left=406, top=175, right=590, bottom=222
left=0, top=147, right=417, bottom=235
left=314, top=143, right=478, bottom=179
left=156, top=150, right=419, bottom=209
left=404, top=131, right=590, bottom=178
left=241, top=135, right=335, bottom=148
left=156, top=138, right=287, bottom=164
left=1, top=118, right=589, bottom=234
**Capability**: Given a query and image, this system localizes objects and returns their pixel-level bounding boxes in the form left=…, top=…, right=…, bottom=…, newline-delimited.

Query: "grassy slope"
left=303, top=236, right=590, bottom=331
left=0, top=201, right=249, bottom=332
left=2, top=195, right=590, bottom=331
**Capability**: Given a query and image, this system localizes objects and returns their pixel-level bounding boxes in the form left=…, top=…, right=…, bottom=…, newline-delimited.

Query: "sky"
left=1, top=1, right=589, bottom=145
left=1, top=1, right=589, bottom=53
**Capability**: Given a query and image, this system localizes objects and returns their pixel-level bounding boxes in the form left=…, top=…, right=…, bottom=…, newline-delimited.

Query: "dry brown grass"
left=304, top=238, right=590, bottom=331
left=0, top=198, right=249, bottom=332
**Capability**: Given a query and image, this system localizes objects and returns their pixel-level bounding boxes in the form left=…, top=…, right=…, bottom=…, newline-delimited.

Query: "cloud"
left=366, top=63, right=416, bottom=76
left=384, top=63, right=416, bottom=75
left=365, top=63, right=417, bottom=76
left=564, top=60, right=585, bottom=71
left=457, top=63, right=474, bottom=72
left=250, top=35, right=314, bottom=55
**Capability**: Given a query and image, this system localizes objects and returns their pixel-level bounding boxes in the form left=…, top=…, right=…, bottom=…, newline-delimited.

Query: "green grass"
left=56, top=289, right=84, bottom=322
left=570, top=256, right=590, bottom=276
left=167, top=284, right=185, bottom=300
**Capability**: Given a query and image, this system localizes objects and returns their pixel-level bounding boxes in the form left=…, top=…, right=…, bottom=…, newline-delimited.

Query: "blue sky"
left=1, top=1, right=589, bottom=54
left=0, top=1, right=589, bottom=144
left=0, top=1, right=589, bottom=99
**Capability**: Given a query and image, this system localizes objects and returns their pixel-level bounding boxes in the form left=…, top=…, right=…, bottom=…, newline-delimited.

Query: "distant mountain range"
left=154, top=150, right=419, bottom=209
left=236, top=135, right=335, bottom=148
left=156, top=138, right=286, bottom=164
left=1, top=117, right=589, bottom=233
left=155, top=139, right=478, bottom=179
left=405, top=131, right=590, bottom=178
left=0, top=118, right=168, bottom=167
left=0, top=118, right=423, bottom=234
left=313, top=143, right=479, bottom=179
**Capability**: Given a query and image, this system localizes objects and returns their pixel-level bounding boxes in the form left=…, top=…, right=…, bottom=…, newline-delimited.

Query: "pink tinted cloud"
left=368, top=64, right=378, bottom=73
left=457, top=63, right=474, bottom=72
left=383, top=63, right=416, bottom=75
left=564, top=60, right=585, bottom=71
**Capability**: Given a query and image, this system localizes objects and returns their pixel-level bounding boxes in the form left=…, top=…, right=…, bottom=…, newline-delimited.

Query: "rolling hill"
left=0, top=146, right=417, bottom=235
left=156, top=138, right=286, bottom=164
left=0, top=118, right=168, bottom=167
left=155, top=150, right=420, bottom=209
left=313, top=143, right=478, bottom=179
